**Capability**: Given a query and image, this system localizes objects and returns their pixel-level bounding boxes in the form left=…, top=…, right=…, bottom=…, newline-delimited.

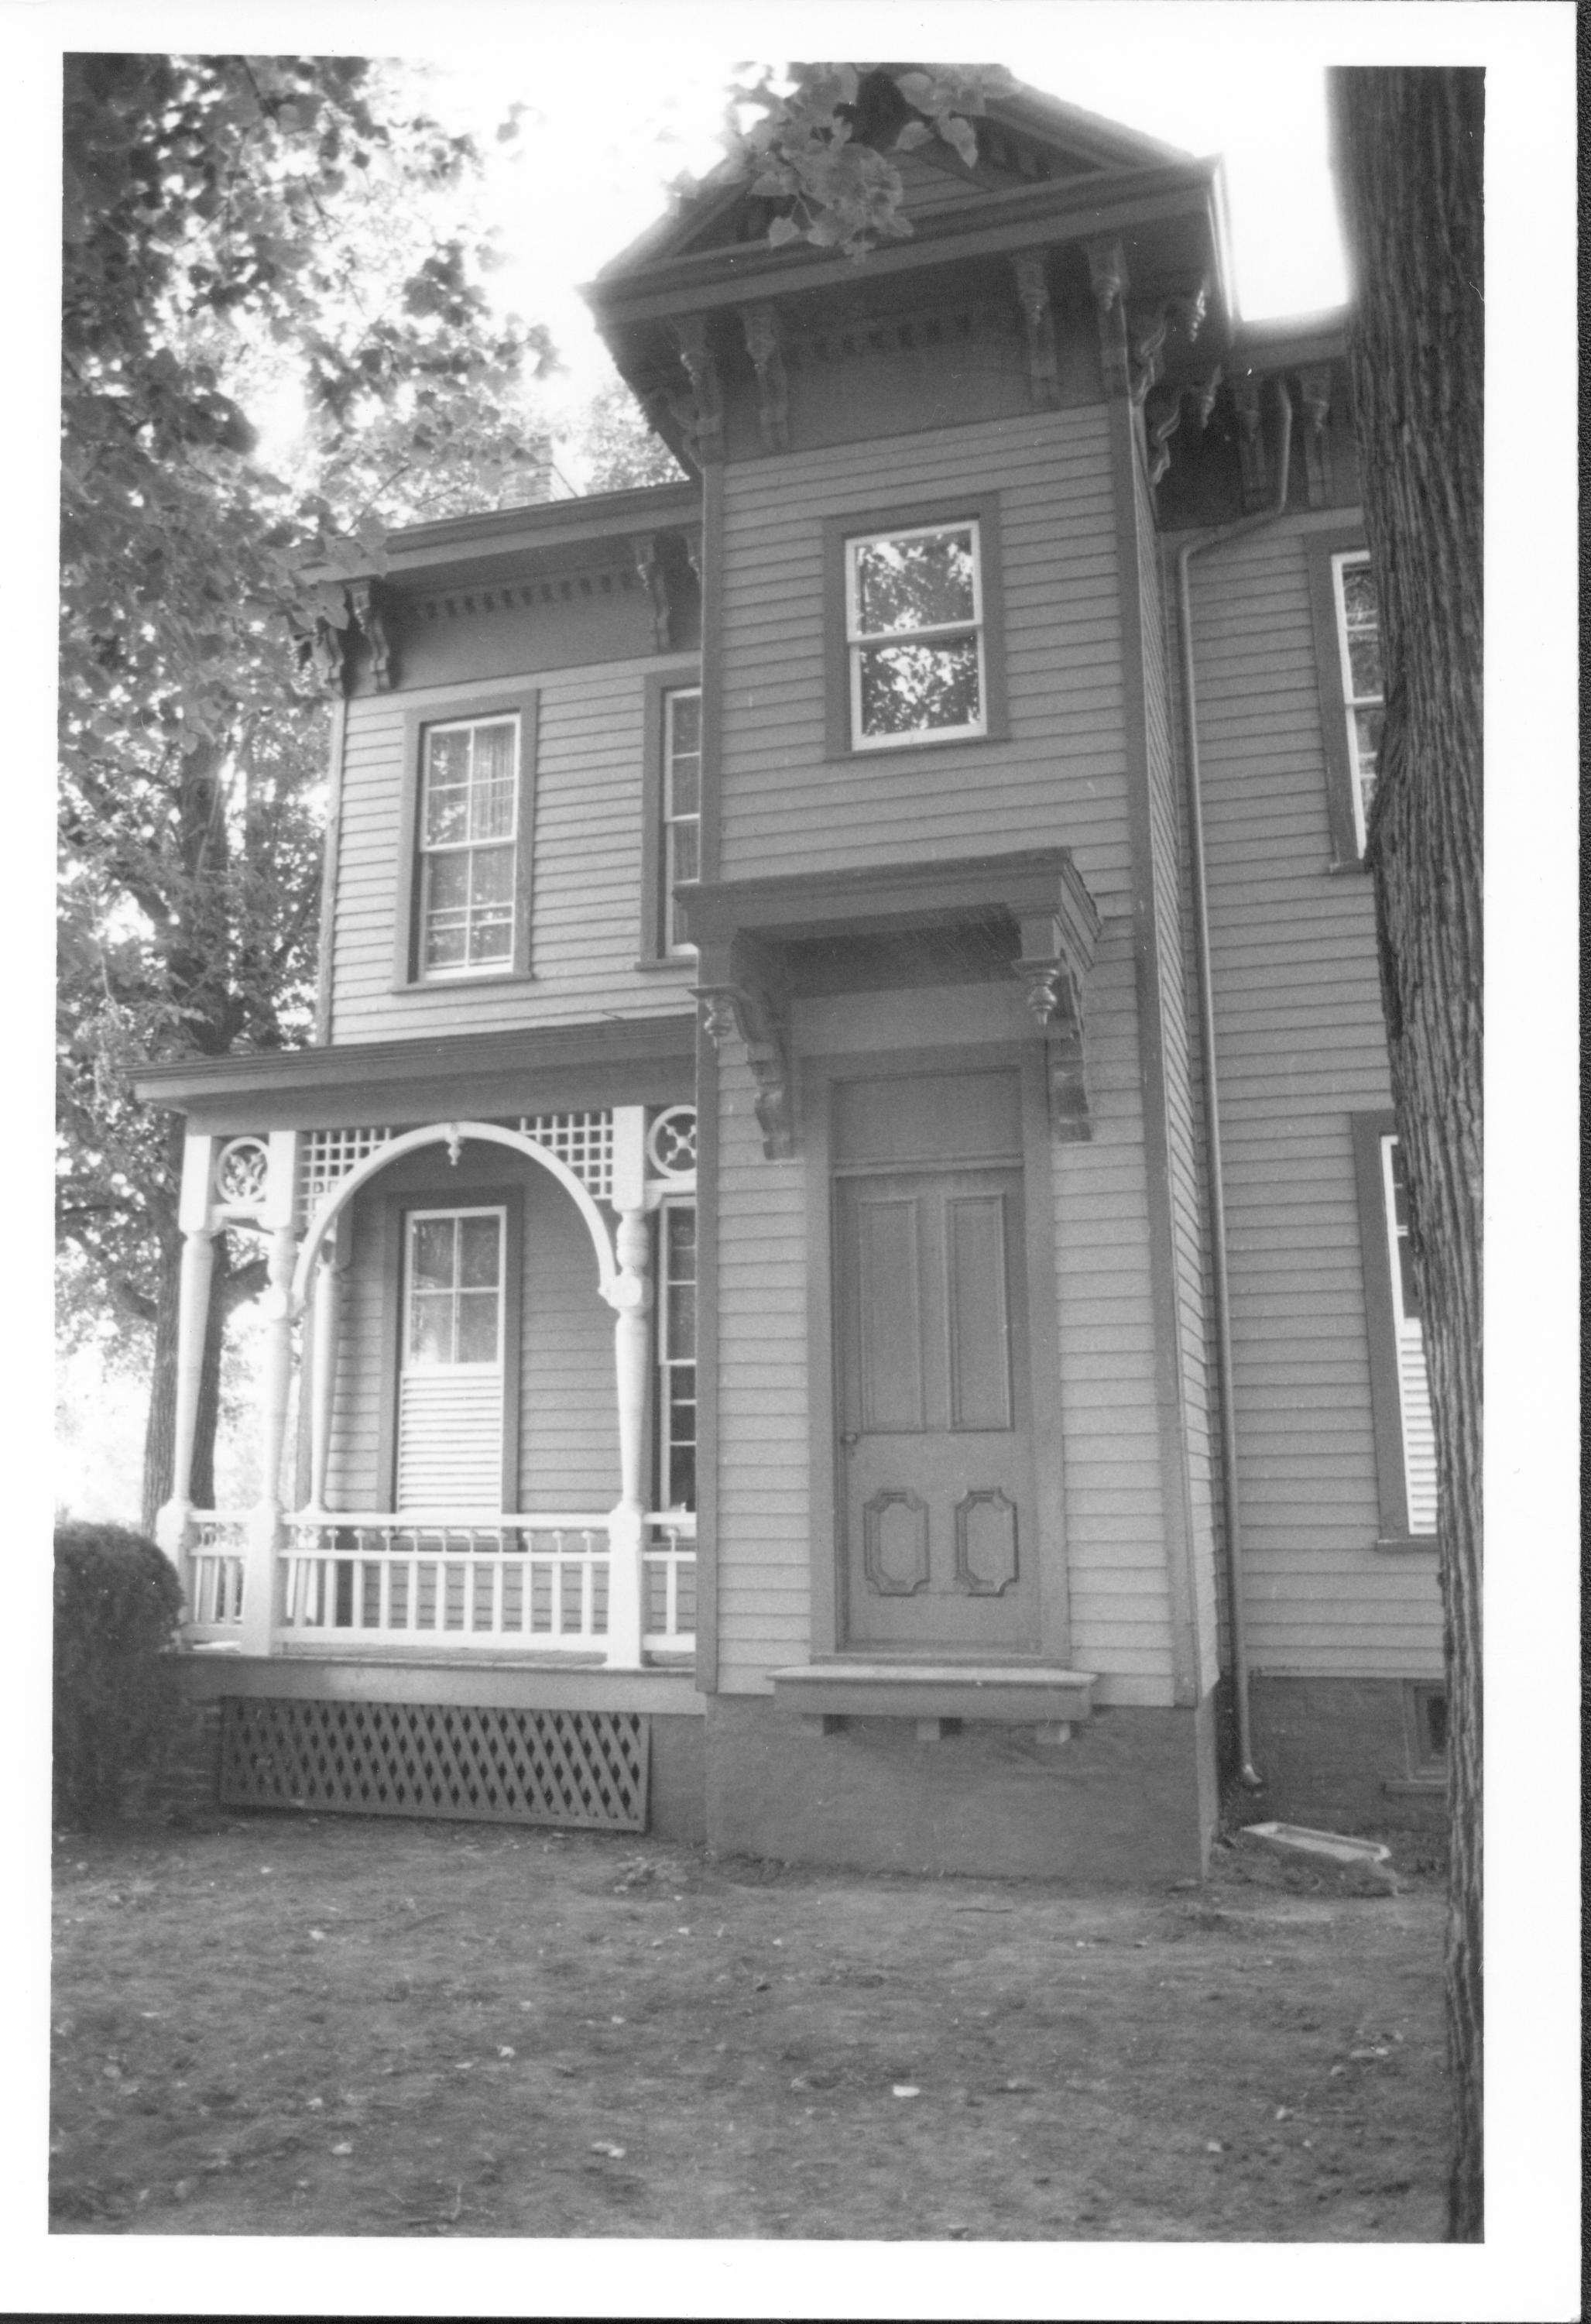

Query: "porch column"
left=156, top=1135, right=218, bottom=1578
left=240, top=1131, right=300, bottom=1656
left=603, top=1108, right=653, bottom=1667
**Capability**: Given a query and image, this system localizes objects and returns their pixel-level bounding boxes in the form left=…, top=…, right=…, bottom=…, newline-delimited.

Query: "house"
left=131, top=72, right=1446, bottom=1880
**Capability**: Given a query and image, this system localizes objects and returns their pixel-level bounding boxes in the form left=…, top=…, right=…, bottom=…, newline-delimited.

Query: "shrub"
left=53, top=1521, right=185, bottom=1827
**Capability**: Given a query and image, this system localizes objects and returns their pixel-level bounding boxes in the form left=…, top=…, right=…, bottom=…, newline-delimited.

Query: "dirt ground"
left=50, top=1811, right=1451, bottom=2241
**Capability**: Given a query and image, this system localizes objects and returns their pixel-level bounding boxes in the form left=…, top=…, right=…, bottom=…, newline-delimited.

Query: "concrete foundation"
left=704, top=1691, right=1219, bottom=1884
left=1245, top=1677, right=1445, bottom=1834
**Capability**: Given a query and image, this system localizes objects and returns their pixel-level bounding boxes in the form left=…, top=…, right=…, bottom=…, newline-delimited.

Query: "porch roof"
left=132, top=1016, right=698, bottom=1132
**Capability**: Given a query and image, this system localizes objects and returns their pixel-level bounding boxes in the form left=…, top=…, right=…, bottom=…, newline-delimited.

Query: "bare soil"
left=50, top=1812, right=1451, bottom=2240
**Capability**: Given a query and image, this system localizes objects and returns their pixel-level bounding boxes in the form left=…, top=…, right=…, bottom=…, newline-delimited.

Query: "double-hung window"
left=397, top=692, right=536, bottom=987
left=661, top=687, right=701, bottom=954
left=1308, top=534, right=1384, bottom=866
left=825, top=495, right=1006, bottom=757
left=1332, top=553, right=1385, bottom=853
left=420, top=716, right=519, bottom=976
left=846, top=520, right=986, bottom=747
left=1352, top=1114, right=1438, bottom=1542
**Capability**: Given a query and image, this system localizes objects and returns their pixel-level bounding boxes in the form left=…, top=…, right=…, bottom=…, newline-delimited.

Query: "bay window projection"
left=845, top=520, right=986, bottom=747
left=1332, top=554, right=1384, bottom=854
left=663, top=687, right=701, bottom=954
left=420, top=715, right=519, bottom=976
left=397, top=1207, right=506, bottom=1512
left=657, top=1199, right=697, bottom=1511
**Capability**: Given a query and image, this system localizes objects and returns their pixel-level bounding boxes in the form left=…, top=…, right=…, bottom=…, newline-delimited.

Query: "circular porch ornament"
left=214, top=1135, right=269, bottom=1209
left=646, top=1106, right=698, bottom=1177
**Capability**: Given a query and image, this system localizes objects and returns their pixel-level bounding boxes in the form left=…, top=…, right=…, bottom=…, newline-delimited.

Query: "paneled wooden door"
left=835, top=1165, right=1037, bottom=1651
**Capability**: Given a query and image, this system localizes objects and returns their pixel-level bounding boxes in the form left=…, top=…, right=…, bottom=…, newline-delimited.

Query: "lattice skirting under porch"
left=218, top=1698, right=649, bottom=1831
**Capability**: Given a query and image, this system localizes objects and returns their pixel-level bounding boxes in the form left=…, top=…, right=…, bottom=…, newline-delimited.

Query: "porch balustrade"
left=179, top=1509, right=696, bottom=1665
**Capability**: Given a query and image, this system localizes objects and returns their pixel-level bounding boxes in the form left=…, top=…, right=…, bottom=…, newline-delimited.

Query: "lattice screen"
left=299, top=1127, right=393, bottom=1218
left=218, top=1698, right=648, bottom=1830
left=517, top=1111, right=614, bottom=1204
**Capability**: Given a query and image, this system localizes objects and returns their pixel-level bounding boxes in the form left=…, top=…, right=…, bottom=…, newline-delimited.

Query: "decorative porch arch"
left=290, top=1120, right=617, bottom=1312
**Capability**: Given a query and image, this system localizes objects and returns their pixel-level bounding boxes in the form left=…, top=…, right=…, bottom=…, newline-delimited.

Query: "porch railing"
left=181, top=1510, right=696, bottom=1665
left=187, top=1514, right=249, bottom=1643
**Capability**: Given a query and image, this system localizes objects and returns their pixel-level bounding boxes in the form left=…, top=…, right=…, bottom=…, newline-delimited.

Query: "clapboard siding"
left=324, top=1193, right=386, bottom=1509
left=329, top=655, right=699, bottom=1042
left=717, top=411, right=1133, bottom=902
left=1187, top=520, right=1442, bottom=1675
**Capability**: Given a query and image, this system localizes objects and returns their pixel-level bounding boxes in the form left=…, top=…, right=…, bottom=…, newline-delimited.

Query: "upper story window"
left=1308, top=534, right=1381, bottom=868
left=1332, top=553, right=1385, bottom=853
left=823, top=494, right=1008, bottom=760
left=395, top=691, right=537, bottom=990
left=420, top=716, right=519, bottom=977
left=845, top=521, right=986, bottom=748
left=662, top=687, right=701, bottom=954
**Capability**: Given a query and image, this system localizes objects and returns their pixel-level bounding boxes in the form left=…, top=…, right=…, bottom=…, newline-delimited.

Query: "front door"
left=835, top=1157, right=1038, bottom=1653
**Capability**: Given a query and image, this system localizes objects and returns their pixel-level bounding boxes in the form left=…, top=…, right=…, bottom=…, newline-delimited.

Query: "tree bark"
left=138, top=1229, right=245, bottom=1533
left=1329, top=67, right=1483, bottom=2242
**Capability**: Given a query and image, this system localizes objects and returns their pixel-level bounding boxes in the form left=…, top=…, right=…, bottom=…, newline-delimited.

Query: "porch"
left=159, top=1100, right=699, bottom=1673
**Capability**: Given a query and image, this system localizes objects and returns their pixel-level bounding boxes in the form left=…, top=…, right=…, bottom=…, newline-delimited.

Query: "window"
left=1404, top=1682, right=1449, bottom=1777
left=638, top=671, right=703, bottom=963
left=1332, top=554, right=1385, bottom=852
left=656, top=1199, right=696, bottom=1511
left=661, top=688, right=701, bottom=953
left=824, top=494, right=1007, bottom=757
left=396, top=692, right=537, bottom=987
left=1351, top=1114, right=1438, bottom=1541
left=404, top=1209, right=505, bottom=1368
left=1308, top=531, right=1381, bottom=866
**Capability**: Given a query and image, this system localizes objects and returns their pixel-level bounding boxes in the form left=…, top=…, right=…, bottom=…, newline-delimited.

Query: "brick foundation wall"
left=1244, top=1677, right=1446, bottom=1834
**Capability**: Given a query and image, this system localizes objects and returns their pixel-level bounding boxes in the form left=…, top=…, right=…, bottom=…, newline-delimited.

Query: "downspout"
left=1174, top=376, right=1294, bottom=1791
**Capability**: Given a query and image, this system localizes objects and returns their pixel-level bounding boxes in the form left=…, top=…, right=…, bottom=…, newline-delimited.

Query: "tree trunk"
left=138, top=1227, right=234, bottom=1533
left=1329, top=67, right=1483, bottom=2243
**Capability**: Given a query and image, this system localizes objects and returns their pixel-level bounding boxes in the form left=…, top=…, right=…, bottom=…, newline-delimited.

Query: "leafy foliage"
left=725, top=62, right=1015, bottom=258
left=53, top=1521, right=187, bottom=1826
left=59, top=54, right=559, bottom=1519
left=567, top=379, right=688, bottom=493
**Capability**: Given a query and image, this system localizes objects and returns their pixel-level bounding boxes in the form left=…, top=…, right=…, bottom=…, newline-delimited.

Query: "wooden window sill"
left=1373, top=1534, right=1439, bottom=1554
left=392, top=970, right=537, bottom=995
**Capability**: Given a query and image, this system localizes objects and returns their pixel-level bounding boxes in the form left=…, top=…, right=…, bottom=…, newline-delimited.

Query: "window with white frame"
left=656, top=1199, right=696, bottom=1511
left=845, top=520, right=986, bottom=748
left=1332, top=553, right=1385, bottom=854
left=419, top=715, right=519, bottom=977
left=662, top=687, right=701, bottom=954
left=1378, top=1135, right=1437, bottom=1534
left=404, top=1209, right=505, bottom=1368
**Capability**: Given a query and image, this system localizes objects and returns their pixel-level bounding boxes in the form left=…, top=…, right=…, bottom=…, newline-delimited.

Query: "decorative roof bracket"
left=1012, top=882, right=1100, bottom=1141
left=1011, top=252, right=1062, bottom=411
left=670, top=314, right=725, bottom=465
left=694, top=934, right=794, bottom=1161
left=1083, top=235, right=1131, bottom=400
left=738, top=302, right=790, bottom=453
left=1298, top=364, right=1334, bottom=507
left=1230, top=374, right=1269, bottom=510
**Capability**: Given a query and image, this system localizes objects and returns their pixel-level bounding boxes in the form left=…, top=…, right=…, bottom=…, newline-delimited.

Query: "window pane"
left=858, top=637, right=982, bottom=736
left=666, top=1207, right=697, bottom=1272
left=470, top=846, right=515, bottom=906
left=455, top=1289, right=500, bottom=1363
left=458, top=1214, right=501, bottom=1289
left=854, top=530, right=976, bottom=635
left=667, top=1440, right=697, bottom=1511
left=424, top=781, right=468, bottom=847
left=468, top=913, right=513, bottom=964
left=1353, top=705, right=1384, bottom=781
left=1346, top=629, right=1384, bottom=697
left=409, top=1290, right=454, bottom=1364
left=669, top=823, right=700, bottom=887
left=1340, top=563, right=1378, bottom=626
left=427, top=852, right=469, bottom=910
left=424, top=918, right=468, bottom=970
left=666, top=1288, right=696, bottom=1361
left=668, top=692, right=701, bottom=753
left=469, top=723, right=517, bottom=841
left=411, top=1218, right=456, bottom=1290
left=668, top=757, right=701, bottom=819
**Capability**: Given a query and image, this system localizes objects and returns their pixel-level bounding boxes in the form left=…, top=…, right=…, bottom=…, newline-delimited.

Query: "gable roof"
left=595, top=70, right=1196, bottom=285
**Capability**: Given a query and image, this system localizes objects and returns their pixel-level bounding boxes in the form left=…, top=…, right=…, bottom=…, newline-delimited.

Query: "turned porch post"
left=603, top=1107, right=654, bottom=1667
left=240, top=1131, right=300, bottom=1656
left=156, top=1135, right=218, bottom=1585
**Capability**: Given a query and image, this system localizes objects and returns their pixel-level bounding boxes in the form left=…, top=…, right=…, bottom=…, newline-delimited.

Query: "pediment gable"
left=597, top=74, right=1194, bottom=284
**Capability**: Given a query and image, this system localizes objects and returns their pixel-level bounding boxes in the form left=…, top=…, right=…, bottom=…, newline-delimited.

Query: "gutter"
left=1174, top=376, right=1294, bottom=1791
